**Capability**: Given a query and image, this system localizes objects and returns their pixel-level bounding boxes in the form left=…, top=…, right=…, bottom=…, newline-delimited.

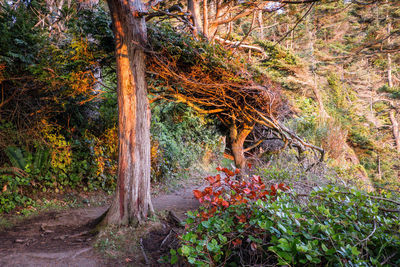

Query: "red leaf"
left=238, top=215, right=247, bottom=223
left=193, top=190, right=203, bottom=199
left=252, top=175, right=261, bottom=183
left=232, top=239, right=242, bottom=247
left=206, top=176, right=215, bottom=184
left=222, top=200, right=229, bottom=208
left=250, top=243, right=257, bottom=251
left=204, top=187, right=212, bottom=194
left=243, top=188, right=251, bottom=194
left=248, top=163, right=253, bottom=169
left=278, top=183, right=290, bottom=191
left=271, top=184, right=278, bottom=192
left=214, top=190, right=222, bottom=197
left=234, top=168, right=241, bottom=174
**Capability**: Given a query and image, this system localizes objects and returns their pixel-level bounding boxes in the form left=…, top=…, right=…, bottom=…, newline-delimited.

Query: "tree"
left=102, top=0, right=153, bottom=225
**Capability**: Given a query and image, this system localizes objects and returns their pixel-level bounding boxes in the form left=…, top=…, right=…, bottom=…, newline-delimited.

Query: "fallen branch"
left=214, top=36, right=267, bottom=57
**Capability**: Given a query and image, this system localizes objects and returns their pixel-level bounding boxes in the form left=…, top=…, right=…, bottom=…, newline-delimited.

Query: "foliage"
left=257, top=40, right=301, bottom=76
left=0, top=0, right=46, bottom=74
left=150, top=101, right=221, bottom=182
left=0, top=173, right=32, bottom=213
left=178, top=168, right=400, bottom=266
left=378, top=85, right=400, bottom=99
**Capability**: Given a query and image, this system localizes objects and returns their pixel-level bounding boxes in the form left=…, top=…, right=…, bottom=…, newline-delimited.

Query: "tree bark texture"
left=386, top=0, right=393, bottom=88
left=389, top=109, right=400, bottom=153
left=202, top=0, right=209, bottom=38
left=229, top=122, right=253, bottom=169
left=257, top=10, right=264, bottom=39
left=187, top=0, right=202, bottom=35
left=104, top=0, right=153, bottom=225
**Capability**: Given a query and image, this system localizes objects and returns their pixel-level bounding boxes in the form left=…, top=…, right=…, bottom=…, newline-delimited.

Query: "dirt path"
left=0, top=184, right=202, bottom=267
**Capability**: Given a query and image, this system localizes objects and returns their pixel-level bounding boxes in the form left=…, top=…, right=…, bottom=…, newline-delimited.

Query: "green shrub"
left=150, top=101, right=221, bottom=182
left=0, top=172, right=32, bottom=213
left=256, top=40, right=300, bottom=77
left=178, top=168, right=400, bottom=266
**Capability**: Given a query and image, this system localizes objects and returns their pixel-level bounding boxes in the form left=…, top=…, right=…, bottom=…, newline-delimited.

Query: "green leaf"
left=351, top=246, right=360, bottom=256
left=296, top=244, right=309, bottom=253
left=201, top=220, right=210, bottom=228
left=170, top=249, right=176, bottom=255
left=277, top=223, right=287, bottom=233
left=218, top=233, right=227, bottom=243
left=170, top=254, right=178, bottom=264
left=181, top=245, right=191, bottom=256
left=278, top=238, right=291, bottom=251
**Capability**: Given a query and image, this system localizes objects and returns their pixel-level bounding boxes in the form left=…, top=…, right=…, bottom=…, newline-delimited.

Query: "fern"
left=33, top=148, right=50, bottom=175
left=5, top=146, right=27, bottom=170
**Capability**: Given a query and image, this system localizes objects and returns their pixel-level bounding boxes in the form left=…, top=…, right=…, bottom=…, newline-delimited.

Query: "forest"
left=0, top=0, right=399, bottom=266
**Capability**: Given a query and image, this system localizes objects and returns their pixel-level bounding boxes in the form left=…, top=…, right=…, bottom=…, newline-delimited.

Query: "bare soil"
left=0, top=184, right=203, bottom=267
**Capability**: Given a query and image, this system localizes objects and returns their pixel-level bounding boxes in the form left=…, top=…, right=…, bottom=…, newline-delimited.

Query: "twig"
left=274, top=2, right=315, bottom=46
left=160, top=229, right=173, bottom=248
left=381, top=252, right=398, bottom=265
left=140, top=238, right=150, bottom=265
left=357, top=220, right=376, bottom=245
left=214, top=36, right=266, bottom=56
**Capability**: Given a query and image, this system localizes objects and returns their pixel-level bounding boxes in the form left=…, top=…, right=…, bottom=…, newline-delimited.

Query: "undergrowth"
left=176, top=167, right=400, bottom=266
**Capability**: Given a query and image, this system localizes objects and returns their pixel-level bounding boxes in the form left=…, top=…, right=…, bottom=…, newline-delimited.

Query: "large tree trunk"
left=187, top=0, right=202, bottom=36
left=104, top=0, right=153, bottom=226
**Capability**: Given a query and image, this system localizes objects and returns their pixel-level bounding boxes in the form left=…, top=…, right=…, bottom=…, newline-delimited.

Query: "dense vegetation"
left=177, top=168, right=400, bottom=266
left=1, top=0, right=400, bottom=265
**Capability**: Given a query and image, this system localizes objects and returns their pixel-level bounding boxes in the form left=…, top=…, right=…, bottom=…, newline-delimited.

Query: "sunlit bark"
left=104, top=0, right=153, bottom=226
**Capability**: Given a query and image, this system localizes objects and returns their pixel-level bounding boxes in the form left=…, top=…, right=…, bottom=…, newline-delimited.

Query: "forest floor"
left=0, top=180, right=204, bottom=267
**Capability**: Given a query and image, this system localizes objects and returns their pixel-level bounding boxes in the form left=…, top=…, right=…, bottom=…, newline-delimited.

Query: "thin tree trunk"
left=229, top=122, right=253, bottom=169
left=389, top=109, right=400, bottom=153
left=104, top=0, right=153, bottom=226
left=257, top=10, right=264, bottom=39
left=388, top=52, right=393, bottom=88
left=203, top=0, right=209, bottom=38
left=386, top=1, right=393, bottom=88
left=307, top=8, right=328, bottom=120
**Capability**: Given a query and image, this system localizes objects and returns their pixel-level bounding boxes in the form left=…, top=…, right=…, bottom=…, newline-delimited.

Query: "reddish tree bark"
left=229, top=121, right=254, bottom=169
left=103, top=0, right=153, bottom=225
left=187, top=0, right=202, bottom=36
